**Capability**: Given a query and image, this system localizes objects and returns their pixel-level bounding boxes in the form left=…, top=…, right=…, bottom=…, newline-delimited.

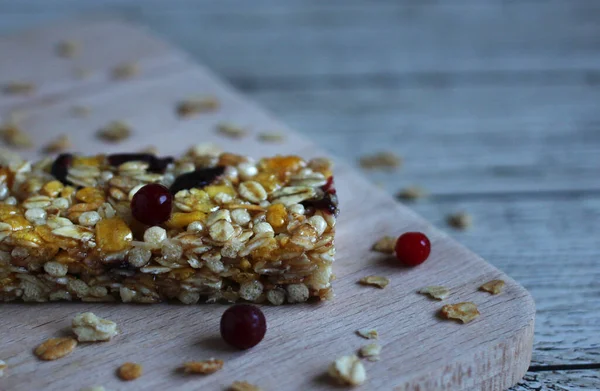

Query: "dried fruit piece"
left=131, top=184, right=173, bottom=225
left=0, top=123, right=32, bottom=148
left=397, top=186, right=427, bottom=201
left=480, top=279, right=505, bottom=295
left=257, top=132, right=284, bottom=142
left=221, top=305, right=266, bottom=350
left=176, top=96, right=219, bottom=117
left=118, top=362, right=143, bottom=381
left=34, top=337, right=77, bottom=360
left=371, top=236, right=396, bottom=254
left=3, top=82, right=35, bottom=95
left=395, top=232, right=431, bottom=266
left=182, top=359, right=224, bottom=374
left=72, top=312, right=118, bottom=342
left=328, top=355, right=366, bottom=386
left=217, top=123, right=247, bottom=139
left=447, top=212, right=472, bottom=230
left=97, top=121, right=131, bottom=142
left=359, top=151, right=401, bottom=170
left=112, top=62, right=139, bottom=79
left=419, top=286, right=450, bottom=300
left=440, top=302, right=480, bottom=323
left=359, top=343, right=382, bottom=362
left=170, top=167, right=225, bottom=194
left=42, top=134, right=71, bottom=153
left=229, top=381, right=262, bottom=391
left=356, top=329, right=378, bottom=340
left=358, top=275, right=389, bottom=289
left=56, top=40, right=79, bottom=58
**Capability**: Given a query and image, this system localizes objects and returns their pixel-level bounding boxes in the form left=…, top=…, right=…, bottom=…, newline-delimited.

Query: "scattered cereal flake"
left=398, top=186, right=427, bottom=201
left=356, top=329, right=378, bottom=340
left=80, top=387, right=106, bottom=391
left=359, top=151, right=401, bottom=170
left=447, top=212, right=472, bottom=230
left=187, top=142, right=222, bottom=157
left=7, top=110, right=27, bottom=123
left=3, top=82, right=35, bottom=95
left=112, top=62, right=139, bottom=79
left=176, top=96, right=219, bottom=117
left=359, top=343, right=382, bottom=362
left=419, top=286, right=450, bottom=300
left=118, top=362, right=143, bottom=381
left=0, top=122, right=32, bottom=148
left=480, top=279, right=505, bottom=295
left=56, top=40, right=79, bottom=58
left=257, top=132, right=285, bottom=142
left=371, top=236, right=396, bottom=254
left=358, top=275, right=390, bottom=289
left=34, top=337, right=77, bottom=360
left=229, top=381, right=262, bottom=391
left=328, top=355, right=366, bottom=386
left=139, top=145, right=158, bottom=154
left=97, top=121, right=131, bottom=142
left=217, top=123, right=247, bottom=139
left=71, top=105, right=91, bottom=117
left=72, top=312, right=118, bottom=342
left=440, top=302, right=480, bottom=324
left=0, top=359, right=6, bottom=377
left=43, top=134, right=71, bottom=154
left=182, top=359, right=224, bottom=375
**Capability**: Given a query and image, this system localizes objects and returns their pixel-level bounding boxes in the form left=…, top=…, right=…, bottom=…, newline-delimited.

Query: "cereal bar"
left=0, top=149, right=337, bottom=304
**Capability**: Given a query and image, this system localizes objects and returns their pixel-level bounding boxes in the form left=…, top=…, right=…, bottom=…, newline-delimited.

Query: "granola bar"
left=0, top=149, right=337, bottom=304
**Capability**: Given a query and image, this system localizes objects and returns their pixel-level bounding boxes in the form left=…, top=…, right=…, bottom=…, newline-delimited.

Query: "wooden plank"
left=1, top=2, right=600, bottom=79
left=251, top=84, right=600, bottom=195
left=409, top=197, right=600, bottom=366
left=0, top=20, right=534, bottom=391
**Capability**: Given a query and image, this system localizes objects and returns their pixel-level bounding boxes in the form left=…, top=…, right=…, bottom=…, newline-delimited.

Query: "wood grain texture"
left=512, top=371, right=600, bottom=391
left=0, top=19, right=535, bottom=391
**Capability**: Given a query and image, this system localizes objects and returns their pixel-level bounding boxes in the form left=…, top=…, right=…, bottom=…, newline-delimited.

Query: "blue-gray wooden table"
left=0, top=1, right=598, bottom=389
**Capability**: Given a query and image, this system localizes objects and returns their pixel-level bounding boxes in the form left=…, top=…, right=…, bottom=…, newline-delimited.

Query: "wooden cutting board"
left=0, top=18, right=535, bottom=391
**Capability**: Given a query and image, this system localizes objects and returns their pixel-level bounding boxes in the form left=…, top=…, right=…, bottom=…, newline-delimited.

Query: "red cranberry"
left=395, top=232, right=431, bottom=266
left=131, top=183, right=173, bottom=225
left=220, top=304, right=266, bottom=350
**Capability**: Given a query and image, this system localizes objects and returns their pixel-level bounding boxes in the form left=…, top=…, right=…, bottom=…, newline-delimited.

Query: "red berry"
left=220, top=304, right=266, bottom=350
left=131, top=183, right=173, bottom=225
left=395, top=232, right=431, bottom=266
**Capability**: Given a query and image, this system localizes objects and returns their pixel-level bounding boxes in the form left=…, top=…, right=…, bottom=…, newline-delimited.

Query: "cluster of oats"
left=0, top=149, right=336, bottom=304
left=176, top=96, right=219, bottom=117
left=182, top=359, right=224, bottom=374
left=358, top=275, right=389, bottom=289
left=359, top=151, right=401, bottom=170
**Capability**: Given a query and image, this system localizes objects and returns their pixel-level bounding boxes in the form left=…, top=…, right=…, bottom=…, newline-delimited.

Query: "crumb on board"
left=419, top=286, right=450, bottom=300
left=176, top=96, right=219, bottom=117
left=359, top=343, right=382, bottom=362
left=111, top=62, right=139, bottom=80
left=34, top=337, right=77, bottom=361
left=358, top=275, right=390, bottom=289
left=72, top=312, right=118, bottom=342
left=447, top=212, right=472, bottom=230
left=42, top=135, right=71, bottom=154
left=229, top=381, right=262, bottom=391
left=0, top=359, right=6, bottom=377
left=80, top=387, right=106, bottom=391
left=397, top=186, right=428, bottom=201
left=73, top=67, right=92, bottom=80
left=359, top=151, right=401, bottom=170
left=182, top=359, right=224, bottom=375
left=3, top=82, right=35, bottom=95
left=371, top=235, right=396, bottom=254
left=0, top=122, right=33, bottom=148
left=440, top=302, right=480, bottom=323
left=258, top=132, right=285, bottom=142
left=480, top=279, right=505, bottom=295
left=97, top=121, right=131, bottom=142
left=356, top=328, right=378, bottom=340
left=217, top=122, right=247, bottom=139
left=56, top=40, right=79, bottom=58
left=328, top=355, right=366, bottom=386
left=118, top=362, right=143, bottom=381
